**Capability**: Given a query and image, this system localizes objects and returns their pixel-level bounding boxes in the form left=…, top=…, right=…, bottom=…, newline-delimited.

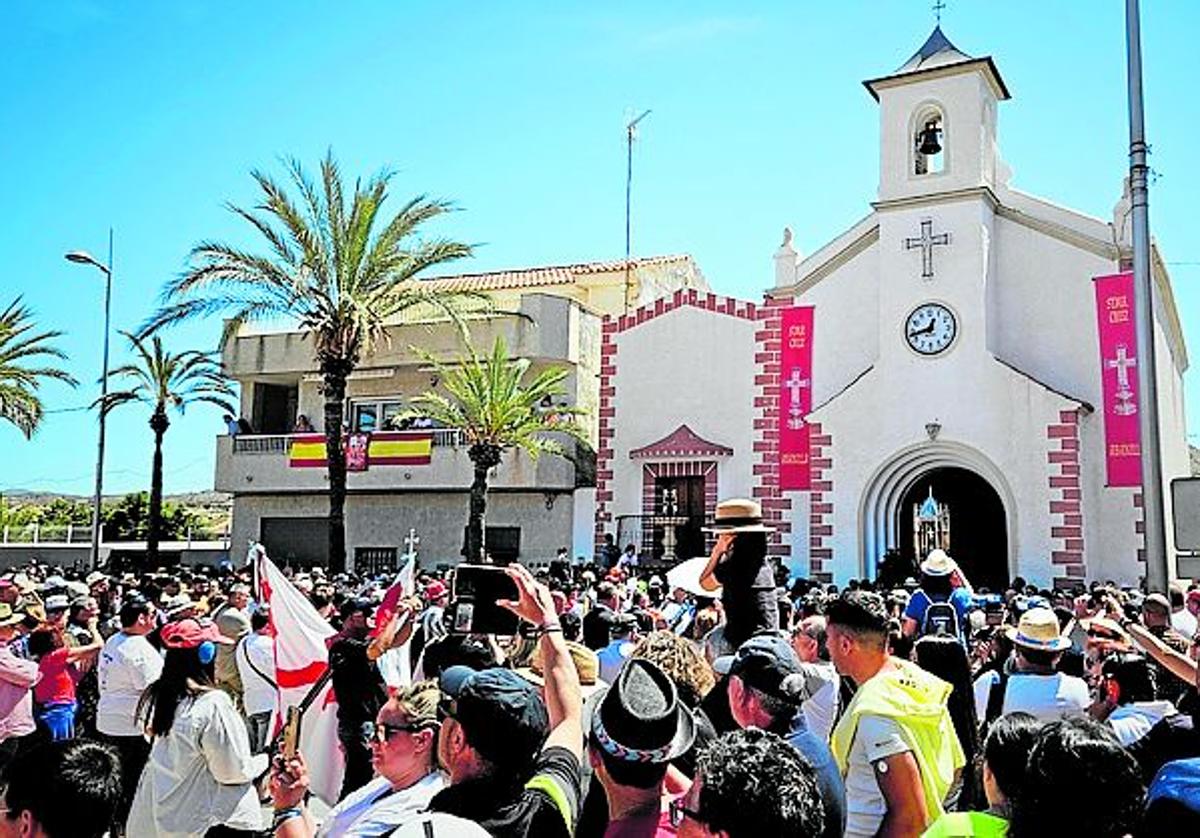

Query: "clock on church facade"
left=904, top=302, right=957, bottom=355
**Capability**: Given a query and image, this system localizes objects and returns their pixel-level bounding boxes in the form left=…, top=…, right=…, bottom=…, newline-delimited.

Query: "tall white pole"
left=1125, top=0, right=1169, bottom=590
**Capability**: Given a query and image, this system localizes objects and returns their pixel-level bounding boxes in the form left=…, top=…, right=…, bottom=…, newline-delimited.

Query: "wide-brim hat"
left=516, top=640, right=608, bottom=698
left=590, top=658, right=695, bottom=764
left=701, top=498, right=773, bottom=533
left=0, top=603, right=23, bottom=628
left=920, top=549, right=957, bottom=577
left=1005, top=607, right=1071, bottom=652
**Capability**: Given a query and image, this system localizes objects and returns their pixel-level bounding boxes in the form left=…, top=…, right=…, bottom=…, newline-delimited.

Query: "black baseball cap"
left=715, top=634, right=805, bottom=704
left=439, top=666, right=549, bottom=770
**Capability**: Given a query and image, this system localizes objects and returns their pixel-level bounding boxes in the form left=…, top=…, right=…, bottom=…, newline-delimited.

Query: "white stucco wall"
left=608, top=304, right=759, bottom=520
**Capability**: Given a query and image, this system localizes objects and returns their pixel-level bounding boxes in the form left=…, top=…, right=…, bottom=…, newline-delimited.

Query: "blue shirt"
left=786, top=712, right=847, bottom=838
left=904, top=588, right=973, bottom=633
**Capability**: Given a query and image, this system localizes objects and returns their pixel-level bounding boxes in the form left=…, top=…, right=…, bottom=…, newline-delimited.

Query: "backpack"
left=920, top=592, right=962, bottom=640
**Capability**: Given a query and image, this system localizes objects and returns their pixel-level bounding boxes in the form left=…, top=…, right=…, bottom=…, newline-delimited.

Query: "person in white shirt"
left=96, top=593, right=164, bottom=828
left=973, top=607, right=1090, bottom=726
left=790, top=615, right=841, bottom=743
left=235, top=607, right=276, bottom=753
left=127, top=617, right=268, bottom=838
left=1095, top=651, right=1178, bottom=746
left=269, top=681, right=447, bottom=837
left=1169, top=583, right=1199, bottom=640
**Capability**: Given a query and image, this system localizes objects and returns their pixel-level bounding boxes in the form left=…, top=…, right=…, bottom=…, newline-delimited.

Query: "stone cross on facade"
left=904, top=218, right=951, bottom=279
left=404, top=528, right=420, bottom=556
left=1107, top=343, right=1138, bottom=416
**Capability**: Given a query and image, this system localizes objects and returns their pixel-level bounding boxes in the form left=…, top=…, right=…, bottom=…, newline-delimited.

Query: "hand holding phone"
left=281, top=706, right=302, bottom=761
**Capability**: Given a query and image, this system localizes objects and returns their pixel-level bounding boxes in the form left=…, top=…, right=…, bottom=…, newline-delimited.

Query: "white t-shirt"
left=316, top=772, right=445, bottom=837
left=800, top=664, right=840, bottom=745
left=1171, top=608, right=1198, bottom=640
left=843, top=714, right=911, bottom=838
left=97, top=631, right=164, bottom=737
left=235, top=632, right=276, bottom=716
left=1107, top=701, right=1178, bottom=747
left=972, top=670, right=1090, bottom=724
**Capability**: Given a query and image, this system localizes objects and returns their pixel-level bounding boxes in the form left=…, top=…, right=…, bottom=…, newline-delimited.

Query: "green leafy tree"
left=409, top=336, right=590, bottom=562
left=98, top=333, right=235, bottom=566
left=0, top=298, right=76, bottom=437
left=142, top=153, right=483, bottom=573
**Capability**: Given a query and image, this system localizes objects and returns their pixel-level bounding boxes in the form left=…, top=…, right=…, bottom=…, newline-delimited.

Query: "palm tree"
left=99, top=332, right=234, bottom=567
left=0, top=298, right=76, bottom=437
left=142, top=152, right=482, bottom=572
left=409, top=336, right=590, bottom=563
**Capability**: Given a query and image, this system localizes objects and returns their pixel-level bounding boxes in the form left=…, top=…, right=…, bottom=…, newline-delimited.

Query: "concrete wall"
left=232, top=490, right=575, bottom=570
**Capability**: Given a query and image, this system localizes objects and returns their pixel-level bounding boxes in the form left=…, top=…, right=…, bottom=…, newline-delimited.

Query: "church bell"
left=916, top=121, right=942, bottom=156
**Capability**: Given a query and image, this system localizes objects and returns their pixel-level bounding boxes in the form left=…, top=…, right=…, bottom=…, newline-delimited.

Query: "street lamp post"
left=1124, top=0, right=1169, bottom=590
left=66, top=229, right=113, bottom=570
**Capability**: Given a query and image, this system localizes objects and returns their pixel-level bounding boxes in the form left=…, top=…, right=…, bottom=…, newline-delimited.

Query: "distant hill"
left=3, top=490, right=230, bottom=506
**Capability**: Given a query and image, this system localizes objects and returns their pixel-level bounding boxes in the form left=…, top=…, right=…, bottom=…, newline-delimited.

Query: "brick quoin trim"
left=593, top=289, right=760, bottom=554
left=1133, top=491, right=1146, bottom=567
left=1046, top=409, right=1086, bottom=581
left=806, top=422, right=834, bottom=582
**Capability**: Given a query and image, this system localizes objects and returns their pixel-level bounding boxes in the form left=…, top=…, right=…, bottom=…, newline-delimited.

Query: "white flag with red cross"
left=252, top=544, right=345, bottom=805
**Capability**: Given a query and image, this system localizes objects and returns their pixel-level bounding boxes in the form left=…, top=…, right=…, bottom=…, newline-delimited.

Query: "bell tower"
left=865, top=27, right=1010, bottom=203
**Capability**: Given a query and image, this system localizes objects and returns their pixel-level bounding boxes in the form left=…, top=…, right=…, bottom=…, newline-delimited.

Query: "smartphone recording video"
left=448, top=565, right=520, bottom=635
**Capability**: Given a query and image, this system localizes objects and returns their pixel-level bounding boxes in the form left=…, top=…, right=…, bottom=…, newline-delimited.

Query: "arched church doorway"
left=898, top=467, right=1008, bottom=592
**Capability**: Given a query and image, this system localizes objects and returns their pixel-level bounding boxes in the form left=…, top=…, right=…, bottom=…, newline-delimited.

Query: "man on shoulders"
left=826, top=591, right=963, bottom=838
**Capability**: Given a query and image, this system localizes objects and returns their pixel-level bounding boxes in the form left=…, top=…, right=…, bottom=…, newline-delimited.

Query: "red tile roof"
left=630, top=424, right=733, bottom=460
left=418, top=254, right=696, bottom=293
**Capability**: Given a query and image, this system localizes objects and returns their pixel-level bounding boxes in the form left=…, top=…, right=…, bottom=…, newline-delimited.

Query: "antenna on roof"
left=933, top=0, right=946, bottom=24
left=624, top=108, right=652, bottom=317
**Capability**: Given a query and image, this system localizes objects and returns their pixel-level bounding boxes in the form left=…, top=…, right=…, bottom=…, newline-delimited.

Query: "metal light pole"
left=1125, top=0, right=1169, bottom=590
left=65, top=229, right=114, bottom=570
left=624, top=109, right=651, bottom=317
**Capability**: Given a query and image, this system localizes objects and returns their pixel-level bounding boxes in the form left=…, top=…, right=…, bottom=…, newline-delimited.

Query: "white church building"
left=593, top=28, right=1191, bottom=589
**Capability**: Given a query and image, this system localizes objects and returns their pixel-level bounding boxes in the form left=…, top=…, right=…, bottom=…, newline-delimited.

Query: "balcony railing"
left=231, top=428, right=467, bottom=455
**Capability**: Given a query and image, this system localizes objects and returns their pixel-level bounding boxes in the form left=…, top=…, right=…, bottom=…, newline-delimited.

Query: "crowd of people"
left=0, top=497, right=1198, bottom=836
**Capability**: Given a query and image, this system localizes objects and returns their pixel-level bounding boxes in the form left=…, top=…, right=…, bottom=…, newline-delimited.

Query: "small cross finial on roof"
left=933, top=0, right=946, bottom=24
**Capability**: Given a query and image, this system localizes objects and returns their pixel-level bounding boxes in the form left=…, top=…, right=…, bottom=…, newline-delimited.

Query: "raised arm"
left=500, top=564, right=582, bottom=759
left=698, top=532, right=734, bottom=593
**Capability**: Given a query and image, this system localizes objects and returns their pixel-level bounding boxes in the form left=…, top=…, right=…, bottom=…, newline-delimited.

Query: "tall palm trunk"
left=322, top=359, right=353, bottom=573
left=147, top=409, right=170, bottom=569
left=466, top=442, right=501, bottom=563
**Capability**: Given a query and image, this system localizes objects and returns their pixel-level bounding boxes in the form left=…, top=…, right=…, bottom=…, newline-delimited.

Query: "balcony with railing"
left=215, top=429, right=578, bottom=494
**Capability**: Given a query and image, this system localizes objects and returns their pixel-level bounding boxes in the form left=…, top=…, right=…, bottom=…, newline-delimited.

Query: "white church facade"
left=593, top=28, right=1191, bottom=589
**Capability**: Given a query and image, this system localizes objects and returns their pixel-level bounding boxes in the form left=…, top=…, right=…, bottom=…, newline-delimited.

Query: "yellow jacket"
left=831, top=658, right=965, bottom=821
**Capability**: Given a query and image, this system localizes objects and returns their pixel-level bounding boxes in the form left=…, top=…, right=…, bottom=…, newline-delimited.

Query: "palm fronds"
left=0, top=298, right=77, bottom=438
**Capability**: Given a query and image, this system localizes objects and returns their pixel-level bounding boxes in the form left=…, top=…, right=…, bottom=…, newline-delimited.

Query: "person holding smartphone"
left=698, top=499, right=779, bottom=652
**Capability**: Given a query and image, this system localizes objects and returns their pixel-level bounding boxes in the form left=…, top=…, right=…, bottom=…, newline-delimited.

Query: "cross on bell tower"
left=904, top=219, right=951, bottom=279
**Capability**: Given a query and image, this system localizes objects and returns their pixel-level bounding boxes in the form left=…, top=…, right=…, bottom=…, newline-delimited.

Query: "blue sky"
left=1, top=1, right=1196, bottom=497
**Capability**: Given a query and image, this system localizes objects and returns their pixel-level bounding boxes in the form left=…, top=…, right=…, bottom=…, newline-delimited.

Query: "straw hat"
left=920, top=549, right=957, bottom=577
left=701, top=499, right=773, bottom=533
left=516, top=640, right=607, bottom=698
left=1005, top=607, right=1071, bottom=652
left=0, top=603, right=23, bottom=628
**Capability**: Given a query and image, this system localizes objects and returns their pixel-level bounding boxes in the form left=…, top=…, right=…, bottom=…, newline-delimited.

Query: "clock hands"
left=909, top=320, right=936, bottom=339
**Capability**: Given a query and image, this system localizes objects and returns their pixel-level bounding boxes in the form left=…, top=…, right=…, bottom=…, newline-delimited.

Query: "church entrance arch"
left=859, top=442, right=1016, bottom=589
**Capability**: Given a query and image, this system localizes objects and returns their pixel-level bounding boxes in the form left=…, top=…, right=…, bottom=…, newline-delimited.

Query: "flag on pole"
left=374, top=556, right=415, bottom=690
left=252, top=544, right=345, bottom=805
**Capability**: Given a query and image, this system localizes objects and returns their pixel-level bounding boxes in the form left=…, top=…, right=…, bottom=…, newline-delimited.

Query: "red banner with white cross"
left=779, top=306, right=815, bottom=490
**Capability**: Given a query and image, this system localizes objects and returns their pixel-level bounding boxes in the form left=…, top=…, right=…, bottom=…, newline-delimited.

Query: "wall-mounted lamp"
left=925, top=421, right=941, bottom=441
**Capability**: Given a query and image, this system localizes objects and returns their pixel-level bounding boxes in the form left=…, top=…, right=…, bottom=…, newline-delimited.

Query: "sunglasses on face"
left=360, top=721, right=435, bottom=745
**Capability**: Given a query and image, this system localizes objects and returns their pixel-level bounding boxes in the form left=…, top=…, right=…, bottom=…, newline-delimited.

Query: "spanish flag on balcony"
left=288, top=431, right=433, bottom=469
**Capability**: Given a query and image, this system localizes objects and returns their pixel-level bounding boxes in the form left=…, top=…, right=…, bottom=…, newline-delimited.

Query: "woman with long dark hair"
left=126, top=618, right=267, bottom=837
left=913, top=633, right=982, bottom=811
left=698, top=499, right=779, bottom=653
